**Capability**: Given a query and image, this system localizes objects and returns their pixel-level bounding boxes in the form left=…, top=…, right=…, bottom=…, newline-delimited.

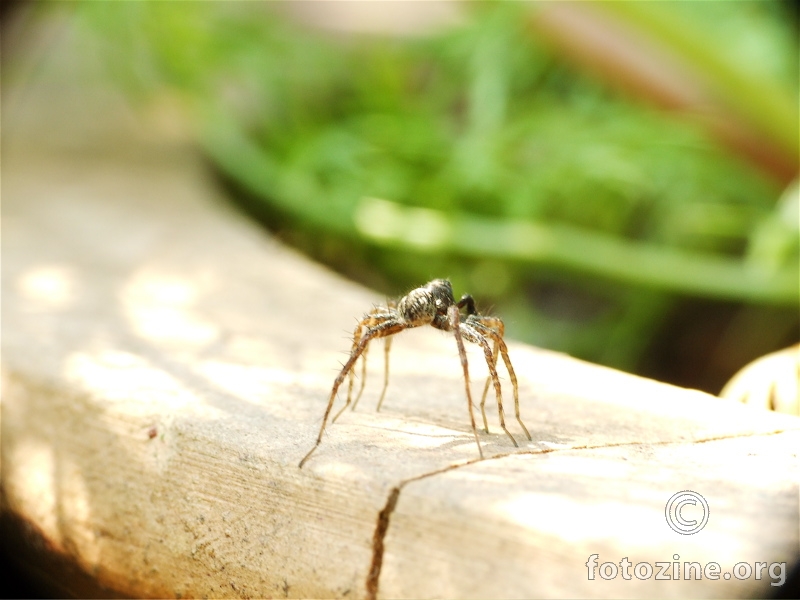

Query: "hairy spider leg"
left=459, top=321, right=518, bottom=448
left=456, top=295, right=503, bottom=431
left=365, top=300, right=397, bottom=413
left=299, top=318, right=407, bottom=468
left=335, top=311, right=395, bottom=423
left=481, top=338, right=500, bottom=430
left=449, top=304, right=484, bottom=460
left=346, top=321, right=368, bottom=409
left=342, top=309, right=391, bottom=415
left=456, top=293, right=498, bottom=425
left=374, top=336, right=393, bottom=412
left=468, top=316, right=510, bottom=433
left=476, top=317, right=503, bottom=411
left=470, top=317, right=532, bottom=441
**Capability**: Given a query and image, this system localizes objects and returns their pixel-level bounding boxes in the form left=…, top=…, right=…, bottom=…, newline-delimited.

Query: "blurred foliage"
left=76, top=1, right=798, bottom=390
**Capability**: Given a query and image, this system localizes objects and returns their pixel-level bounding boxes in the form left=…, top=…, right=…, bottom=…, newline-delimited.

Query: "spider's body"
left=298, top=279, right=531, bottom=468
left=397, top=278, right=453, bottom=328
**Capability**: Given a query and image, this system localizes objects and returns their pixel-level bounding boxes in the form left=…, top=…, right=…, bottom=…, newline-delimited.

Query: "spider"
left=298, top=279, right=531, bottom=468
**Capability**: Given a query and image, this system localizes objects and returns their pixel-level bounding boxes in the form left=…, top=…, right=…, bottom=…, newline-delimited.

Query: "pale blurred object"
left=284, top=0, right=464, bottom=36
left=720, top=344, right=800, bottom=415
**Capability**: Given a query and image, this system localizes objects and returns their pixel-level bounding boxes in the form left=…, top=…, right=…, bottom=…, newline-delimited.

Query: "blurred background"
left=4, top=0, right=798, bottom=396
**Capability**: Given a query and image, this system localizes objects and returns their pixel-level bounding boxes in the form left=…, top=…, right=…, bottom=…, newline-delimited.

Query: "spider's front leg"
left=475, top=316, right=502, bottom=421
left=299, top=317, right=407, bottom=468
left=449, top=304, right=484, bottom=460
left=457, top=294, right=498, bottom=431
left=460, top=321, right=519, bottom=449
left=469, top=315, right=531, bottom=441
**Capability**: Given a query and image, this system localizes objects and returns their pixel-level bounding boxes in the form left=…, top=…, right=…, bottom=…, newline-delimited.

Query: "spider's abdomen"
left=397, top=279, right=455, bottom=326
left=397, top=287, right=436, bottom=326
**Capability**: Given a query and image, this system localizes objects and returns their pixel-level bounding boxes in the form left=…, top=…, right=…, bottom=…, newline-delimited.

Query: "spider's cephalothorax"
left=298, top=279, right=531, bottom=468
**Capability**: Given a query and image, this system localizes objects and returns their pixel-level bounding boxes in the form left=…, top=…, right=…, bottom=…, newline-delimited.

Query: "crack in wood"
left=365, top=487, right=399, bottom=600
left=364, top=427, right=794, bottom=599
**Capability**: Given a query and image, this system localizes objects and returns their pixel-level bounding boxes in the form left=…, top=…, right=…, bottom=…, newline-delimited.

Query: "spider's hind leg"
left=300, top=317, right=407, bottom=468
left=345, top=336, right=368, bottom=413
left=335, top=325, right=366, bottom=423
left=335, top=308, right=393, bottom=423
left=374, top=298, right=397, bottom=412
left=375, top=335, right=393, bottom=412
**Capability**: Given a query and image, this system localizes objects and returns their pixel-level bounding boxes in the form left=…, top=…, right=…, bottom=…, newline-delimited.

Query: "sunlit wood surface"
left=3, top=10, right=799, bottom=600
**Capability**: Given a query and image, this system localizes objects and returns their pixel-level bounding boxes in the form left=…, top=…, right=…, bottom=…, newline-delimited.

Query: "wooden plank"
left=2, top=11, right=799, bottom=599
left=5, top=139, right=800, bottom=600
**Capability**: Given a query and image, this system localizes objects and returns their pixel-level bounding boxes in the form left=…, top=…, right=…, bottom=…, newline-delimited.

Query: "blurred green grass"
left=76, top=1, right=798, bottom=392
